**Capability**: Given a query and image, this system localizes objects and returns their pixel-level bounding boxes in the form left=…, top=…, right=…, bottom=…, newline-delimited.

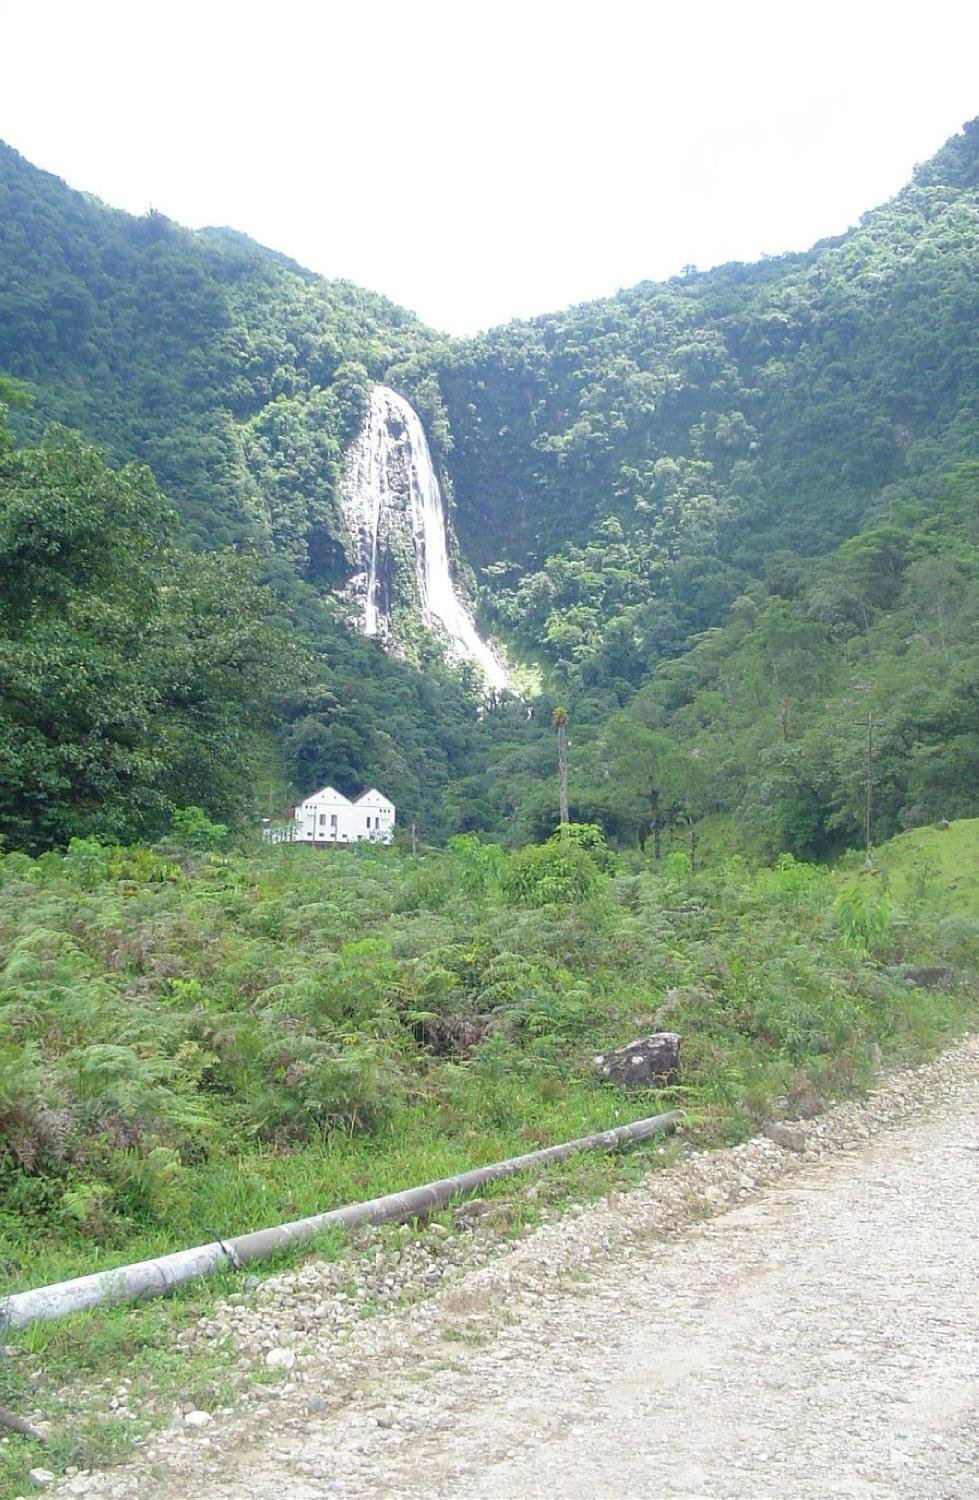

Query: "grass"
left=0, top=1279, right=241, bottom=1493
left=863, top=817, right=979, bottom=916
left=0, top=1133, right=685, bottom=1498
left=1, top=820, right=977, bottom=1498
left=1, top=1077, right=676, bottom=1295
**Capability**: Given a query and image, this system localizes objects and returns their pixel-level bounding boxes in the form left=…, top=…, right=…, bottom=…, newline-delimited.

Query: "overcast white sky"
left=3, top=1, right=977, bottom=334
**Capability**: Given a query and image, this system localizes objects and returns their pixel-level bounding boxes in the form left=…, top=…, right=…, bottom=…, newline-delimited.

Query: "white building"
left=293, top=786, right=396, bottom=845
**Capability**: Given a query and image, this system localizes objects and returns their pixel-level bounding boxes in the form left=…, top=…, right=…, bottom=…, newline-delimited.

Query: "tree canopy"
left=0, top=415, right=293, bottom=849
left=1, top=120, right=977, bottom=855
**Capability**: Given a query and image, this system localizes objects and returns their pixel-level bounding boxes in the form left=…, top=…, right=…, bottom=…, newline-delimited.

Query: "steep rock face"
left=339, top=385, right=509, bottom=691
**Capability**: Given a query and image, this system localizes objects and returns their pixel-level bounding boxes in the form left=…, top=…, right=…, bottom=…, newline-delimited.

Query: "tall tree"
left=552, top=706, right=570, bottom=829
left=0, top=423, right=295, bottom=849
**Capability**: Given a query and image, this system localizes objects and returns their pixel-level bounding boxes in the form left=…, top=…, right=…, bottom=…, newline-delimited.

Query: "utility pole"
left=779, top=697, right=791, bottom=743
left=552, top=706, right=570, bottom=831
left=650, top=783, right=662, bottom=860
left=411, top=822, right=418, bottom=855
left=865, top=712, right=875, bottom=866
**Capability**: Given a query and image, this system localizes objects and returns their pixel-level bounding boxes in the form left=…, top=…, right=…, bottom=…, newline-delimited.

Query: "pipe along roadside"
left=2, top=1111, right=684, bottom=1332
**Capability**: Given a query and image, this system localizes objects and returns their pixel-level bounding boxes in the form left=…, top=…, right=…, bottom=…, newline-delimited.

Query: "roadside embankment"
left=30, top=1032, right=979, bottom=1499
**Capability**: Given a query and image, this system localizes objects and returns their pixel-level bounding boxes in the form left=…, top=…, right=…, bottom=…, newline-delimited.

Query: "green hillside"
left=433, top=120, right=979, bottom=659
left=865, top=816, right=979, bottom=915
left=437, top=124, right=979, bottom=577
left=0, top=140, right=433, bottom=558
left=1, top=121, right=978, bottom=855
left=2, top=816, right=974, bottom=1496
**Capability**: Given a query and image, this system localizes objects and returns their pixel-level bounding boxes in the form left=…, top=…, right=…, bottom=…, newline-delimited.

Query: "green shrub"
left=447, top=833, right=506, bottom=894
left=502, top=831, right=605, bottom=907
left=834, top=881, right=893, bottom=952
left=169, top=807, right=229, bottom=851
left=63, top=837, right=110, bottom=888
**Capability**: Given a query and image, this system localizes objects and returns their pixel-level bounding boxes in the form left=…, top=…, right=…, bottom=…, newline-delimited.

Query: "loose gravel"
left=43, top=1036, right=979, bottom=1498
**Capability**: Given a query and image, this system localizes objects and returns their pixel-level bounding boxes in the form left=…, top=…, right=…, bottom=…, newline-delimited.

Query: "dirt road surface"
left=56, top=1052, right=978, bottom=1499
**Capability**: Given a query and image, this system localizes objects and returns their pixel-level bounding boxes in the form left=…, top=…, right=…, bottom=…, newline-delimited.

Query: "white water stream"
left=339, top=385, right=509, bottom=691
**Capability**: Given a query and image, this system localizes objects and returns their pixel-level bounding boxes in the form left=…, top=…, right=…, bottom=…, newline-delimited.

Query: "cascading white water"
left=339, top=385, right=509, bottom=692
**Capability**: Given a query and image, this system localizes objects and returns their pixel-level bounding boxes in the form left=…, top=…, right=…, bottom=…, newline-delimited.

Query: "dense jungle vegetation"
left=1, top=121, right=977, bottom=857
left=1, top=820, right=976, bottom=1293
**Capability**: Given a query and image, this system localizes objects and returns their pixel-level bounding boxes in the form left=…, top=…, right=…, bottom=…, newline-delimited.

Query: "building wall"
left=294, top=789, right=395, bottom=845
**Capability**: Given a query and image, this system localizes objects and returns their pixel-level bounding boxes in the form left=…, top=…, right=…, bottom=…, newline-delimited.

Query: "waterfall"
left=339, top=385, right=509, bottom=692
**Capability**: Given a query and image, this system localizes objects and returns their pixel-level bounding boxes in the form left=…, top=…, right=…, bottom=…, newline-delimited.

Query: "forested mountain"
left=1, top=121, right=977, bottom=856
left=0, top=142, right=488, bottom=846
left=0, top=140, right=432, bottom=562
left=435, top=120, right=978, bottom=623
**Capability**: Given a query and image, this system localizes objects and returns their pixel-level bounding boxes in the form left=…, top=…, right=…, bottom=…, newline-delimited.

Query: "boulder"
left=763, top=1122, right=807, bottom=1153
left=903, top=964, right=956, bottom=989
left=885, top=964, right=957, bottom=990
left=593, top=1032, right=680, bottom=1088
left=785, top=1074, right=822, bottom=1119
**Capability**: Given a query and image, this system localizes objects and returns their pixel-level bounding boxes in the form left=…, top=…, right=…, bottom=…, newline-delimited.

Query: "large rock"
left=593, top=1032, right=680, bottom=1088
left=885, top=964, right=957, bottom=990
left=763, top=1122, right=807, bottom=1153
left=904, top=964, right=957, bottom=989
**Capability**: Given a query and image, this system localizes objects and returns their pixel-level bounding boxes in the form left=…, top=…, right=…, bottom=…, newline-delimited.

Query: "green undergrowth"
left=854, top=818, right=979, bottom=917
left=0, top=1134, right=685, bottom=1498
left=2, top=823, right=975, bottom=1288
left=1, top=822, right=976, bottom=1496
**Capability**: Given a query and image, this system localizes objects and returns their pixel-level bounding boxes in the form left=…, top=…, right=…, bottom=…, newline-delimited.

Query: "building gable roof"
left=298, top=785, right=394, bottom=812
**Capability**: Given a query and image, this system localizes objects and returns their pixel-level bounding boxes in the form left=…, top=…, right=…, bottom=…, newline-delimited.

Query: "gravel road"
left=53, top=1042, right=978, bottom=1499
left=454, top=1088, right=979, bottom=1499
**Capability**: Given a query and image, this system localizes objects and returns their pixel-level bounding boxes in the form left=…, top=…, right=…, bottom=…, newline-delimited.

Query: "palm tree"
left=552, top=706, right=570, bottom=830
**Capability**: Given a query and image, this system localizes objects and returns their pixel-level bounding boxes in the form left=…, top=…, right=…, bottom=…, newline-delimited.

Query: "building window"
left=330, top=814, right=338, bottom=831
left=319, top=813, right=326, bottom=827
